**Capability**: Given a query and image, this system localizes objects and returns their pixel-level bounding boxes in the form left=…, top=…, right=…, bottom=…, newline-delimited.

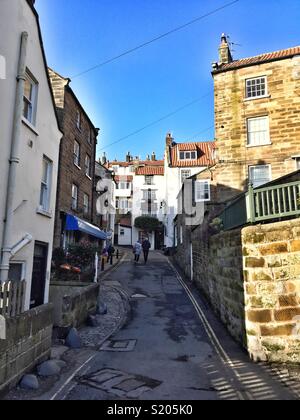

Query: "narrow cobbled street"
left=51, top=252, right=298, bottom=401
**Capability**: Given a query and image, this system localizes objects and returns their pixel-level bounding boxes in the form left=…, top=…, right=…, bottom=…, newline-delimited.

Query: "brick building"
left=174, top=36, right=300, bottom=282
left=211, top=35, right=300, bottom=203
left=49, top=69, right=105, bottom=249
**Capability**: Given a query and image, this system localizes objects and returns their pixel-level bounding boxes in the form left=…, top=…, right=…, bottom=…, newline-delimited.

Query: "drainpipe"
left=0, top=32, right=28, bottom=283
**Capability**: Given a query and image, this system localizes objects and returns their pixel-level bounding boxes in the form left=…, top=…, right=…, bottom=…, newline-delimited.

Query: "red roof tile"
left=119, top=218, right=132, bottom=227
left=115, top=175, right=133, bottom=182
left=214, top=45, right=300, bottom=73
left=136, top=166, right=164, bottom=176
left=169, top=142, right=215, bottom=168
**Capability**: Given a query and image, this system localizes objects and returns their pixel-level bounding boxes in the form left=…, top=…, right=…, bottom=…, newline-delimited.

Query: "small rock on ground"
left=65, top=328, right=82, bottom=349
left=53, top=360, right=67, bottom=369
left=19, top=375, right=39, bottom=390
left=50, top=345, right=69, bottom=360
left=37, top=360, right=61, bottom=377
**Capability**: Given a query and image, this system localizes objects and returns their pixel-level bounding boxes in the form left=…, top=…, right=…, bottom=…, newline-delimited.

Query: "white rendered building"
left=0, top=0, right=62, bottom=309
left=164, top=134, right=216, bottom=248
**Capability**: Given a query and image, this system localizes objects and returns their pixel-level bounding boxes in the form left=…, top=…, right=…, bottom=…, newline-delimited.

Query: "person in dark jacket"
left=142, top=238, right=151, bottom=264
left=107, top=244, right=115, bottom=264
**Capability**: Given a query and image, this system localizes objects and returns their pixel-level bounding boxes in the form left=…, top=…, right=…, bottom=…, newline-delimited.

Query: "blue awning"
left=65, top=215, right=107, bottom=240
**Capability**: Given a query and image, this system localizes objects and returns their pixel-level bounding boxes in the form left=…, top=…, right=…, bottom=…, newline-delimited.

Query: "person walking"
left=133, top=240, right=142, bottom=263
left=107, top=244, right=115, bottom=264
left=142, top=238, right=151, bottom=264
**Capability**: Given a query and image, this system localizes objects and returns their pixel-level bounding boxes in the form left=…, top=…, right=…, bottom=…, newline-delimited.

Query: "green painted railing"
left=220, top=180, right=300, bottom=230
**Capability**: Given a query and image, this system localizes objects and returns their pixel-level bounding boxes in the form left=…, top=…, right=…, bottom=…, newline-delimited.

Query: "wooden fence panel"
left=0, top=280, right=26, bottom=317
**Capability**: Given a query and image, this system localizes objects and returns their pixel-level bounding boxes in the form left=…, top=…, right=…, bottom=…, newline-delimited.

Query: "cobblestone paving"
left=80, top=284, right=129, bottom=349
left=3, top=280, right=130, bottom=400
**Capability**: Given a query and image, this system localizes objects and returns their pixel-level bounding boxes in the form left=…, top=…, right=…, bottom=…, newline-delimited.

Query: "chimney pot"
left=218, top=33, right=233, bottom=65
left=166, top=132, right=174, bottom=147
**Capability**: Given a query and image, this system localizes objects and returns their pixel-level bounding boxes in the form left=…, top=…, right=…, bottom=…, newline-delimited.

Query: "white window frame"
left=117, top=199, right=132, bottom=211
left=249, top=165, right=272, bottom=189
left=72, top=184, right=78, bottom=210
left=39, top=157, right=53, bottom=212
left=85, top=154, right=91, bottom=177
left=74, top=140, right=81, bottom=167
left=83, top=193, right=89, bottom=215
left=247, top=116, right=271, bottom=147
left=8, top=261, right=26, bottom=282
left=23, top=70, right=38, bottom=126
left=179, top=151, right=197, bottom=161
left=245, top=76, right=268, bottom=99
left=195, top=180, right=211, bottom=202
left=118, top=181, right=131, bottom=190
left=181, top=169, right=192, bottom=183
left=145, top=176, right=154, bottom=186
left=143, top=190, right=156, bottom=200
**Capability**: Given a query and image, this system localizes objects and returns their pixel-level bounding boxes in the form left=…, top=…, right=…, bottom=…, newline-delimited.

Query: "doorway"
left=155, top=227, right=164, bottom=250
left=30, top=242, right=48, bottom=309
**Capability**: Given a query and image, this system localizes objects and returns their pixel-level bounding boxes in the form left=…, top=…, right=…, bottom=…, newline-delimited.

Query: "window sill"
left=36, top=208, right=52, bottom=218
left=195, top=199, right=211, bottom=203
left=246, top=142, right=272, bottom=148
left=244, top=94, right=271, bottom=102
left=74, top=163, right=81, bottom=171
left=22, top=117, right=39, bottom=136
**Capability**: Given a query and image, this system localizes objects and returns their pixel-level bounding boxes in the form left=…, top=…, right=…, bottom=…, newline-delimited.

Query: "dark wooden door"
left=30, top=242, right=48, bottom=309
left=155, top=228, right=164, bottom=250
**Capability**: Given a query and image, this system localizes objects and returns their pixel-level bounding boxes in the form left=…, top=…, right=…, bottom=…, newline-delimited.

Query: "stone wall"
left=49, top=282, right=99, bottom=329
left=175, top=217, right=300, bottom=363
left=192, top=226, right=245, bottom=344
left=0, top=304, right=53, bottom=394
left=243, top=219, right=300, bottom=363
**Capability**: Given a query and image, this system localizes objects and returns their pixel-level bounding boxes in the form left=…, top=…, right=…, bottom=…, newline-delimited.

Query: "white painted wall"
left=132, top=174, right=165, bottom=250
left=0, top=0, right=61, bottom=309
left=118, top=225, right=132, bottom=246
left=164, top=160, right=206, bottom=248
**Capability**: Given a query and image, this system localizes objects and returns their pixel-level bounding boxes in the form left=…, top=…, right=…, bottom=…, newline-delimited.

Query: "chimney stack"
left=166, top=132, right=174, bottom=147
left=219, top=33, right=233, bottom=65
left=101, top=152, right=107, bottom=165
left=126, top=152, right=131, bottom=163
left=151, top=152, right=156, bottom=161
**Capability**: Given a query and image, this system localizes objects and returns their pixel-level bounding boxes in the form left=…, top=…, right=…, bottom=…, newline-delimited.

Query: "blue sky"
left=36, top=0, right=300, bottom=162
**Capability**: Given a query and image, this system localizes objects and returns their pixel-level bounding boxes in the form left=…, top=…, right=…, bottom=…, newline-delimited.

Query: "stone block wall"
left=192, top=226, right=245, bottom=344
left=0, top=304, right=53, bottom=394
left=243, top=219, right=300, bottom=363
left=49, top=282, right=99, bottom=328
left=174, top=216, right=300, bottom=363
left=213, top=58, right=300, bottom=203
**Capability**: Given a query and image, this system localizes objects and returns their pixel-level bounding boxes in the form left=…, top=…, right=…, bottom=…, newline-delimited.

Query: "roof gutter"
left=0, top=32, right=28, bottom=283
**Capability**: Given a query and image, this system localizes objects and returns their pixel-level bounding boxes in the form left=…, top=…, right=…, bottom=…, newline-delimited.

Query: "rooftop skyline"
left=36, top=0, right=300, bottom=161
